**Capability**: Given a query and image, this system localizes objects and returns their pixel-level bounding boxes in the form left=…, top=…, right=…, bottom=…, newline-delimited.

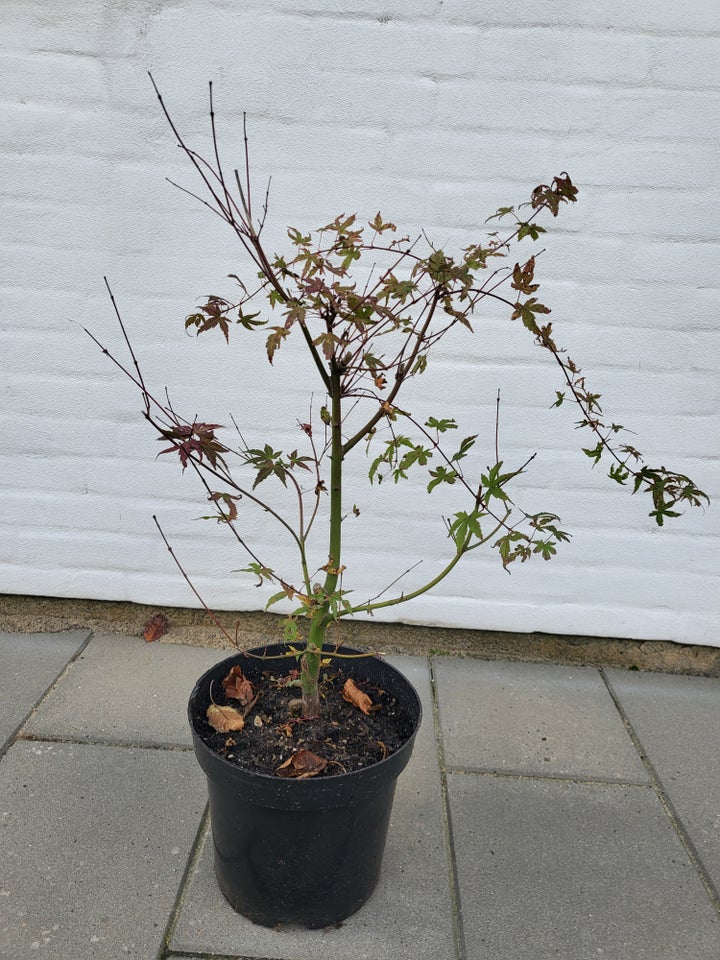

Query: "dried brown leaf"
left=143, top=613, right=169, bottom=642
left=276, top=749, right=327, bottom=779
left=207, top=703, right=245, bottom=732
left=222, top=665, right=255, bottom=705
left=342, top=677, right=373, bottom=716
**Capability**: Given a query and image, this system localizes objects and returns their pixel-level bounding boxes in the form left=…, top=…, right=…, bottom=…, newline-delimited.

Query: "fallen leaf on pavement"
left=143, top=613, right=169, bottom=642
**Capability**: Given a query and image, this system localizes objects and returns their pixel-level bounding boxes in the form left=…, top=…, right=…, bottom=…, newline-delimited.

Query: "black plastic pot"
left=188, top=644, right=422, bottom=928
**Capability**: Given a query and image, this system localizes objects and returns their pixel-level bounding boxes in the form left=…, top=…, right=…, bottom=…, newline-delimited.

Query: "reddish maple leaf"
left=143, top=613, right=169, bottom=642
left=221, top=666, right=255, bottom=705
left=158, top=422, right=227, bottom=470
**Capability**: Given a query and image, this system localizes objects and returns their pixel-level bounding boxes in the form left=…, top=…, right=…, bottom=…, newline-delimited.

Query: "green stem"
left=300, top=612, right=324, bottom=716
left=301, top=359, right=343, bottom=717
left=341, top=513, right=510, bottom=618
left=325, top=361, right=344, bottom=598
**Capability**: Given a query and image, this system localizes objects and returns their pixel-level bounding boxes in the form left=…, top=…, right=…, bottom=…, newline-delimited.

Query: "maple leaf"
left=342, top=678, right=373, bottom=715
left=276, top=749, right=328, bottom=779
left=511, top=256, right=539, bottom=295
left=143, top=613, right=169, bottom=642
left=266, top=326, right=289, bottom=363
left=208, top=491, right=240, bottom=522
left=207, top=704, right=245, bottom=732
left=158, top=422, right=227, bottom=470
left=221, top=665, right=255, bottom=705
left=185, top=295, right=233, bottom=342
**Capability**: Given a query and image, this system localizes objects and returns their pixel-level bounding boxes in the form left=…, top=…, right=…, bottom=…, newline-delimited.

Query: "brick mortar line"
left=225, top=10, right=720, bottom=38
left=600, top=667, right=720, bottom=916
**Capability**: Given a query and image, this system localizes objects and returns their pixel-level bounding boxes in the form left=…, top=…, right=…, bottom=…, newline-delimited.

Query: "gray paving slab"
left=0, top=630, right=89, bottom=752
left=434, top=657, right=648, bottom=782
left=0, top=738, right=207, bottom=960
left=606, top=668, right=720, bottom=894
left=171, top=656, right=456, bottom=960
left=448, top=773, right=720, bottom=959
left=24, top=631, right=226, bottom=747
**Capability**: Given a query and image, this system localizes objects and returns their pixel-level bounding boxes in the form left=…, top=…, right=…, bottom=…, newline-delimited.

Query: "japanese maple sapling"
left=88, top=77, right=708, bottom=718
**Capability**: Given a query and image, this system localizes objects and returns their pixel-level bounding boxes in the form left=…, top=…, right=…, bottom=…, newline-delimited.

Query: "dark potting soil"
left=192, top=664, right=416, bottom=778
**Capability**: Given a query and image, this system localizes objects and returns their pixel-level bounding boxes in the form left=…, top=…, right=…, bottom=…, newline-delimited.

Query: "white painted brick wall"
left=1, top=1, right=718, bottom=646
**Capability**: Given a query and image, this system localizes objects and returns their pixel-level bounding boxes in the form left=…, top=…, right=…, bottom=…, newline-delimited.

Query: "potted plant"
left=88, top=77, right=707, bottom=928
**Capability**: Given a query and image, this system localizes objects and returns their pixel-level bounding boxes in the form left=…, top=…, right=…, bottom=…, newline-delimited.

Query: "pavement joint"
left=160, top=810, right=212, bottom=960
left=17, top=731, right=196, bottom=753
left=164, top=952, right=258, bottom=959
left=3, top=630, right=720, bottom=960
left=600, top=667, right=720, bottom=917
left=429, top=658, right=466, bottom=960
left=0, top=628, right=92, bottom=763
left=445, top=766, right=654, bottom=788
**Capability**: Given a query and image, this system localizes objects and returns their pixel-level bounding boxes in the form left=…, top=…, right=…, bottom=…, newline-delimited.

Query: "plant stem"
left=300, top=359, right=343, bottom=716
left=343, top=514, right=509, bottom=618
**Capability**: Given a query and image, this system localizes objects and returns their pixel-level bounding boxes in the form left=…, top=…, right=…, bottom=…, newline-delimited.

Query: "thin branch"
left=148, top=72, right=236, bottom=231
left=153, top=515, right=237, bottom=646
left=361, top=559, right=424, bottom=606
left=257, top=176, right=272, bottom=234
left=82, top=325, right=170, bottom=422
left=341, top=287, right=443, bottom=456
left=164, top=177, right=233, bottom=224
left=208, top=80, right=235, bottom=225
left=243, top=111, right=253, bottom=223
left=86, top=302, right=310, bottom=553
left=103, top=278, right=149, bottom=416
left=189, top=462, right=267, bottom=569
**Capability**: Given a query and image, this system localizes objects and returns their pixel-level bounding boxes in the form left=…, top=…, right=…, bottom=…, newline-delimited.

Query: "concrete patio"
left=1, top=627, right=718, bottom=959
